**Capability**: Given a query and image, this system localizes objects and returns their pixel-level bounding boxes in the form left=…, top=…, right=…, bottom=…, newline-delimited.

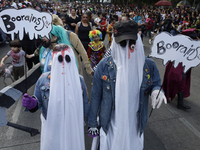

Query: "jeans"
left=170, top=29, right=176, bottom=36
left=147, top=29, right=152, bottom=38
left=13, top=65, right=24, bottom=80
left=0, top=28, right=7, bottom=42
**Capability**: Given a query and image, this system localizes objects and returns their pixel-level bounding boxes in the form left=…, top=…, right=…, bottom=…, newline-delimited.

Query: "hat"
left=113, top=20, right=138, bottom=43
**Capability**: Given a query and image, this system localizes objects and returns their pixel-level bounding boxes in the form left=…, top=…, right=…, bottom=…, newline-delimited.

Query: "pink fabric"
left=181, top=28, right=196, bottom=35
left=146, top=18, right=153, bottom=29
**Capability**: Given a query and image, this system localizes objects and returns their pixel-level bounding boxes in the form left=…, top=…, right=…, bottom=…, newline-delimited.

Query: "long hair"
left=51, top=25, right=71, bottom=46
left=81, top=13, right=90, bottom=27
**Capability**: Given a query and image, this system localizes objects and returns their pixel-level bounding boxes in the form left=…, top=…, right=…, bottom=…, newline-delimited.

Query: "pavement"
left=0, top=27, right=200, bottom=150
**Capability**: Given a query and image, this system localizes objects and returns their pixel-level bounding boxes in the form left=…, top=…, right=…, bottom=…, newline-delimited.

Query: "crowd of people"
left=1, top=1, right=200, bottom=44
left=0, top=1, right=200, bottom=150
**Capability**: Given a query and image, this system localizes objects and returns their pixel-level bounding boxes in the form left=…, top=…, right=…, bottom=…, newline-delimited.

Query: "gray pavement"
left=0, top=33, right=200, bottom=150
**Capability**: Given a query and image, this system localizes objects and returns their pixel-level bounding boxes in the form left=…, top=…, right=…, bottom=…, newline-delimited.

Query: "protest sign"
left=0, top=8, right=52, bottom=40
left=150, top=32, right=200, bottom=73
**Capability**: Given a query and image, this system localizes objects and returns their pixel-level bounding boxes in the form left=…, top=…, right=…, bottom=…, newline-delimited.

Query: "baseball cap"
left=113, top=20, right=138, bottom=43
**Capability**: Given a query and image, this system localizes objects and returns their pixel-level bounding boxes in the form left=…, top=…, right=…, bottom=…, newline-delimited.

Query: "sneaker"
left=5, top=41, right=9, bottom=44
left=149, top=39, right=152, bottom=44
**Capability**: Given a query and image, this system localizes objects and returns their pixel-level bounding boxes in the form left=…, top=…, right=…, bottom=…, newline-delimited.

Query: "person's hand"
left=22, top=93, right=38, bottom=110
left=88, top=127, right=99, bottom=138
left=91, top=71, right=94, bottom=76
left=151, top=90, right=167, bottom=109
left=34, top=48, right=39, bottom=56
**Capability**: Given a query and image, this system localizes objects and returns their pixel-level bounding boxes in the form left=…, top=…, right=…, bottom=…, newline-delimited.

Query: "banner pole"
left=149, top=62, right=173, bottom=118
left=24, top=34, right=28, bottom=93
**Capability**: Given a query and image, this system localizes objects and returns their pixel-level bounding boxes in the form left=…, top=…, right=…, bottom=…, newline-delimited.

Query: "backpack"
left=147, top=18, right=153, bottom=29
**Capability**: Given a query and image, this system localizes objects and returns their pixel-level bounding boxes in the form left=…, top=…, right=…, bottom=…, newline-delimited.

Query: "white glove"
left=88, top=127, right=99, bottom=136
left=151, top=90, right=167, bottom=109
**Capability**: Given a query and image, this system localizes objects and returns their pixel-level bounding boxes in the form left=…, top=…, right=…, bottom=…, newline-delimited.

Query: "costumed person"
left=39, top=24, right=93, bottom=75
left=87, top=30, right=106, bottom=70
left=52, top=14, right=64, bottom=26
left=107, top=17, right=116, bottom=46
left=99, top=13, right=108, bottom=41
left=37, top=14, right=63, bottom=73
left=87, top=20, right=167, bottom=150
left=22, top=44, right=89, bottom=150
left=162, top=63, right=191, bottom=109
left=162, top=29, right=199, bottom=110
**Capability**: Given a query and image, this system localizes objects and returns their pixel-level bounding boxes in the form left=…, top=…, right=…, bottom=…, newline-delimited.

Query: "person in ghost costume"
left=87, top=20, right=167, bottom=150
left=22, top=44, right=89, bottom=150
left=39, top=24, right=93, bottom=75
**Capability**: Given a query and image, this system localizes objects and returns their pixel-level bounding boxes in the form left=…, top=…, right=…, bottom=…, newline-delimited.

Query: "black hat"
left=113, top=20, right=138, bottom=43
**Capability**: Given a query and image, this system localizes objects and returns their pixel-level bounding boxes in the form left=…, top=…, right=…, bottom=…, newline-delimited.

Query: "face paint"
left=128, top=40, right=136, bottom=59
left=93, top=35, right=100, bottom=43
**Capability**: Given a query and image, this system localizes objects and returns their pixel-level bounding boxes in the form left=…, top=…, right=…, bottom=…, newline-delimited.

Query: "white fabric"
left=151, top=90, right=167, bottom=109
left=94, top=18, right=101, bottom=29
left=91, top=136, right=100, bottom=150
left=41, top=46, right=85, bottom=150
left=40, top=114, right=46, bottom=150
left=98, top=34, right=145, bottom=150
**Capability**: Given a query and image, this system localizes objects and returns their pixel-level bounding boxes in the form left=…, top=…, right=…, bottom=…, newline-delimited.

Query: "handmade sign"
left=150, top=32, right=200, bottom=73
left=0, top=8, right=52, bottom=40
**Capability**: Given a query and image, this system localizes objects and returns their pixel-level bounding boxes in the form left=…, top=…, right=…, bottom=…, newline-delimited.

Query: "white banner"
left=0, top=8, right=52, bottom=40
left=150, top=32, right=200, bottom=73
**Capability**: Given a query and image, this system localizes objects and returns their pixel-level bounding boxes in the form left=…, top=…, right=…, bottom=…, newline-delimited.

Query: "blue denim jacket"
left=87, top=56, right=162, bottom=135
left=33, top=71, right=89, bottom=120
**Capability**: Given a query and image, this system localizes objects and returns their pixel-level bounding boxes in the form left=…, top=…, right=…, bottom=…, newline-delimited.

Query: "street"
left=0, top=34, right=200, bottom=150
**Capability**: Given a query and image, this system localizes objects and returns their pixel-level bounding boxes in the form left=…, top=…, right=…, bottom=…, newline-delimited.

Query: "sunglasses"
left=82, top=16, right=88, bottom=18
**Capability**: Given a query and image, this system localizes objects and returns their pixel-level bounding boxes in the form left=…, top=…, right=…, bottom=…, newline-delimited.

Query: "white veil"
left=42, top=46, right=85, bottom=150
left=100, top=33, right=145, bottom=150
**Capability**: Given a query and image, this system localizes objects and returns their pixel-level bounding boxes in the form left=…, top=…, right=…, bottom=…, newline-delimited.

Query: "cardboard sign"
left=150, top=32, right=200, bottom=73
left=0, top=8, right=52, bottom=40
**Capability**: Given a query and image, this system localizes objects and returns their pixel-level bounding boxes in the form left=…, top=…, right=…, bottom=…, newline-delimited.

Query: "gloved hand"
left=88, top=127, right=99, bottom=138
left=22, top=93, right=38, bottom=110
left=151, top=90, right=167, bottom=109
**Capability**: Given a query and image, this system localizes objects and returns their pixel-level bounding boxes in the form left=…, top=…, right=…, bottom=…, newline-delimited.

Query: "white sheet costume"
left=91, top=34, right=145, bottom=150
left=41, top=45, right=85, bottom=150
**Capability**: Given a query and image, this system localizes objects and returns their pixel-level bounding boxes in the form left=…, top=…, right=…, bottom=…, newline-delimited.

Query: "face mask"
left=42, top=40, right=51, bottom=48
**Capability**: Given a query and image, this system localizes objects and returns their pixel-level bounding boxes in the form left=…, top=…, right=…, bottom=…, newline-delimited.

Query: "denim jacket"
left=33, top=71, right=89, bottom=120
left=87, top=56, right=162, bottom=135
